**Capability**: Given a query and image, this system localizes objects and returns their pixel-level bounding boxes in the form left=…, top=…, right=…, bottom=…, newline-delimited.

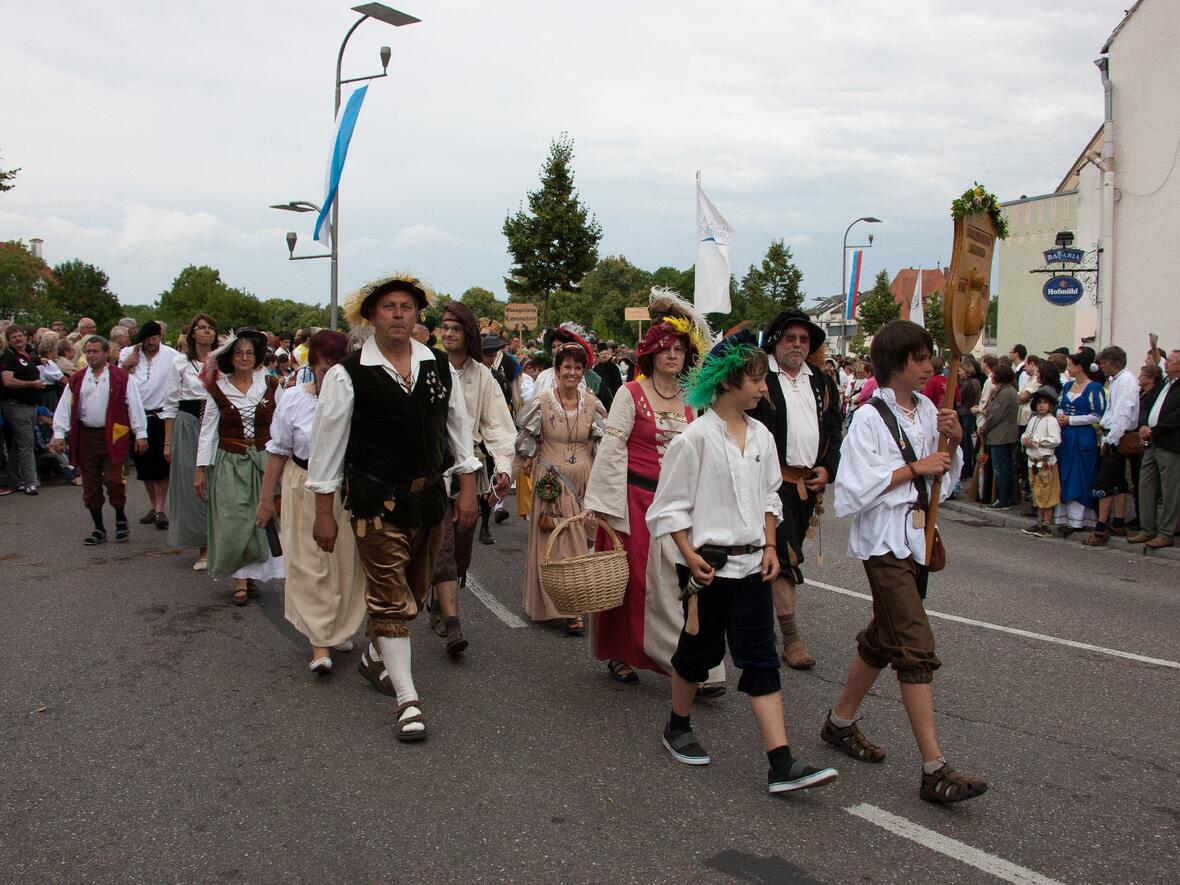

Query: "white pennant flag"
left=910, top=269, right=926, bottom=329
left=694, top=172, right=733, bottom=315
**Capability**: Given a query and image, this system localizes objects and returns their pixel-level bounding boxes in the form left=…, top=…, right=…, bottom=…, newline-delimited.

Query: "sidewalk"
left=940, top=498, right=1180, bottom=564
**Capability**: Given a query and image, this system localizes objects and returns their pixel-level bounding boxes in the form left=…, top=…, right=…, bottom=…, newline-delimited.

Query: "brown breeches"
left=78, top=426, right=126, bottom=511
left=353, top=519, right=443, bottom=638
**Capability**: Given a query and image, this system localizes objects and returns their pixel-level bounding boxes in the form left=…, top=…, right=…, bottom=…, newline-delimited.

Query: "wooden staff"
left=925, top=353, right=960, bottom=561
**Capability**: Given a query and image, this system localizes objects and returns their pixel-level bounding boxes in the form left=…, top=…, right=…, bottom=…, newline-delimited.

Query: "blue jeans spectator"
left=988, top=443, right=1013, bottom=507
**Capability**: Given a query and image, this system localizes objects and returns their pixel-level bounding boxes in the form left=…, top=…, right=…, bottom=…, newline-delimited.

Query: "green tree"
left=987, top=294, right=999, bottom=340
left=503, top=133, right=603, bottom=327
left=460, top=286, right=505, bottom=325
left=650, top=265, right=695, bottom=298
left=740, top=239, right=804, bottom=323
left=45, top=260, right=122, bottom=329
left=581, top=256, right=653, bottom=345
left=848, top=329, right=867, bottom=356
left=257, top=298, right=331, bottom=333
left=923, top=292, right=947, bottom=351
left=857, top=269, right=899, bottom=335
left=155, top=265, right=265, bottom=333
left=0, top=150, right=18, bottom=194
left=0, top=240, right=51, bottom=320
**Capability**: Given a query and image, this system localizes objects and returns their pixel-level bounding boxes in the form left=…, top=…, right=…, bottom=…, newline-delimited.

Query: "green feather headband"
left=684, top=343, right=757, bottom=410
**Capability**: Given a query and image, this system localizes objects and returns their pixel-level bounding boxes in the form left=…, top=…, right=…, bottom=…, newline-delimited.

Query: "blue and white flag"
left=313, top=85, right=369, bottom=247
left=694, top=172, right=733, bottom=315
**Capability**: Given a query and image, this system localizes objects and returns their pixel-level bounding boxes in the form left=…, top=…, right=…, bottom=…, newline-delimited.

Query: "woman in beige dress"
left=255, top=331, right=365, bottom=673
left=515, top=341, right=606, bottom=634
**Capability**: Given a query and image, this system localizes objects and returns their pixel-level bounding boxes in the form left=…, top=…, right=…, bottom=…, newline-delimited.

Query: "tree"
left=0, top=240, right=51, bottom=320
left=0, top=150, right=18, bottom=194
left=740, top=239, right=804, bottom=324
left=987, top=295, right=999, bottom=340
left=459, top=287, right=504, bottom=325
left=581, top=256, right=653, bottom=344
left=45, top=260, right=122, bottom=329
left=155, top=265, right=265, bottom=333
left=257, top=298, right=331, bottom=333
left=503, top=133, right=603, bottom=327
left=923, top=291, right=947, bottom=351
left=857, top=269, right=899, bottom=335
left=848, top=329, right=867, bottom=356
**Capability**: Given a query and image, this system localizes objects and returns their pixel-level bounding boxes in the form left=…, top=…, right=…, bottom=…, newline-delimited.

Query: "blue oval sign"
left=1043, top=275, right=1083, bottom=306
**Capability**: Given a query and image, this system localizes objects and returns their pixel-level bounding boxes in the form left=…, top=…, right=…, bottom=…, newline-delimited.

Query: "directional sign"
left=503, top=303, right=538, bottom=330
left=1043, top=275, right=1083, bottom=307
left=1044, top=248, right=1085, bottom=265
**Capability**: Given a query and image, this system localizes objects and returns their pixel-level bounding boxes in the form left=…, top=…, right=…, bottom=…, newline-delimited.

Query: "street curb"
left=940, top=499, right=1180, bottom=563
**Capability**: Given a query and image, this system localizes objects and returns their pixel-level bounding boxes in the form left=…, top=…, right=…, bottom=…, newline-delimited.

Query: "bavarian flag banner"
left=313, top=84, right=369, bottom=247
left=845, top=249, right=864, bottom=322
left=694, top=172, right=733, bottom=315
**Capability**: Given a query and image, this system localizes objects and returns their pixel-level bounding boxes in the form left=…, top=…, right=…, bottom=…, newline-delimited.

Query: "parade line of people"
left=55, top=280, right=1179, bottom=805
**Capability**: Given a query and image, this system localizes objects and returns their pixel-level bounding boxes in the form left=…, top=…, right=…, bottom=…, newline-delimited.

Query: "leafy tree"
left=650, top=265, right=695, bottom=298
left=0, top=150, right=18, bottom=194
left=547, top=287, right=596, bottom=334
left=581, top=256, right=653, bottom=345
left=257, top=298, right=331, bottom=333
left=924, top=291, right=947, bottom=351
left=502, top=133, right=603, bottom=327
left=0, top=240, right=51, bottom=320
left=987, top=295, right=998, bottom=340
left=741, top=239, right=804, bottom=322
left=848, top=329, right=867, bottom=356
left=460, top=287, right=505, bottom=325
left=45, top=260, right=122, bottom=329
left=857, top=269, right=899, bottom=335
left=155, top=265, right=265, bottom=333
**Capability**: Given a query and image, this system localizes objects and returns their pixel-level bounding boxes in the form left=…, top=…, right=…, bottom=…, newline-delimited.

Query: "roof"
left=1102, top=0, right=1145, bottom=53
left=1056, top=126, right=1105, bottom=192
left=890, top=267, right=948, bottom=321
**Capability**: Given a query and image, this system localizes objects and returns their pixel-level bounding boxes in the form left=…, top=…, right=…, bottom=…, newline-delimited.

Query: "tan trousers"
left=353, top=519, right=443, bottom=638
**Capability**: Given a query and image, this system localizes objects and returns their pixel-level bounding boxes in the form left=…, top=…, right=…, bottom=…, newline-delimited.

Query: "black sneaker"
left=662, top=724, right=710, bottom=765
left=768, top=758, right=838, bottom=794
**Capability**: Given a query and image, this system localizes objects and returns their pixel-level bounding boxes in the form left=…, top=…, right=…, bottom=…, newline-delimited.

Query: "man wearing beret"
left=120, top=320, right=178, bottom=529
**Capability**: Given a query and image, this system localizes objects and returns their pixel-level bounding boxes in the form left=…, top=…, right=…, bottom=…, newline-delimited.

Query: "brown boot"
left=1145, top=536, right=1175, bottom=549
left=1126, top=531, right=1153, bottom=544
left=778, top=614, right=816, bottom=669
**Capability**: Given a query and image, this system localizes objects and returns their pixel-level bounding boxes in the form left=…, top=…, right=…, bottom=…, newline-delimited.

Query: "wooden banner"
left=503, top=302, right=538, bottom=331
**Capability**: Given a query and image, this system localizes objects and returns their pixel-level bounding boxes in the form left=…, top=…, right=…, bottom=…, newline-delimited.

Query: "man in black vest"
left=749, top=311, right=843, bottom=670
left=307, top=273, right=480, bottom=743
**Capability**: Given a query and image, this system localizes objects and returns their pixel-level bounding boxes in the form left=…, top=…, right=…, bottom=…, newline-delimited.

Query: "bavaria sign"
left=1043, top=275, right=1083, bottom=307
left=1044, top=248, right=1085, bottom=265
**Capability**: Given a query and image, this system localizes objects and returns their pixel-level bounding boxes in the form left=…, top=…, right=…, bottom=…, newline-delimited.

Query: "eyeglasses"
left=663, top=346, right=688, bottom=355
left=439, top=323, right=465, bottom=334
left=234, top=349, right=255, bottom=358
left=780, top=334, right=810, bottom=344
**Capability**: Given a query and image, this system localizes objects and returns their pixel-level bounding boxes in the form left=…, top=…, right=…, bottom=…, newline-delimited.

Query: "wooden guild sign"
left=503, top=302, right=538, bottom=331
left=943, top=212, right=997, bottom=357
left=623, top=306, right=650, bottom=321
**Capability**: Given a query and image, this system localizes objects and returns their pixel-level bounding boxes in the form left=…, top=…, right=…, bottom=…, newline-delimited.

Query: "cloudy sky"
left=1, top=0, right=1127, bottom=311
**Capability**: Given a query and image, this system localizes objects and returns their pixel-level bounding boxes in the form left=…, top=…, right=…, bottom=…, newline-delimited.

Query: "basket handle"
left=542, top=514, right=624, bottom=563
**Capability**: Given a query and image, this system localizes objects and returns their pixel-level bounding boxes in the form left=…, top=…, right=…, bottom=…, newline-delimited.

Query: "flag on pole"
left=694, top=172, right=733, bottom=315
left=845, top=249, right=864, bottom=322
left=313, top=85, right=369, bottom=247
left=910, top=269, right=926, bottom=328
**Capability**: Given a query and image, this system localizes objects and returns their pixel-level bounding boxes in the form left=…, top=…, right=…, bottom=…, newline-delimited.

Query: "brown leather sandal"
left=607, top=660, right=639, bottom=684
left=395, top=699, right=426, bottom=743
left=820, top=713, right=887, bottom=763
left=1082, top=531, right=1110, bottom=547
left=919, top=763, right=988, bottom=803
left=232, top=587, right=248, bottom=606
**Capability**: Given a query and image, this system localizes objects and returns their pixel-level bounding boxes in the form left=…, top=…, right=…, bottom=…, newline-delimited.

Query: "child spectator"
left=1020, top=387, right=1062, bottom=537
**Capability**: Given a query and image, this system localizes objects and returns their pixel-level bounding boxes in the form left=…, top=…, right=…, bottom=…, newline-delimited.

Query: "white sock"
left=829, top=710, right=855, bottom=729
left=367, top=641, right=382, bottom=662
left=922, top=756, right=947, bottom=775
left=375, top=635, right=424, bottom=734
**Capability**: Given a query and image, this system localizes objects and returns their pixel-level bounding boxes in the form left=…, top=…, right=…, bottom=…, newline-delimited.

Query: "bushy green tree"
left=460, top=287, right=504, bottom=325
left=155, top=265, right=265, bottom=333
left=581, top=256, right=652, bottom=345
left=987, top=295, right=998, bottom=340
left=857, top=269, right=899, bottom=335
left=45, top=260, right=122, bottom=330
left=503, top=133, right=603, bottom=327
left=258, top=298, right=331, bottom=333
left=0, top=240, right=51, bottom=320
left=924, top=292, right=947, bottom=351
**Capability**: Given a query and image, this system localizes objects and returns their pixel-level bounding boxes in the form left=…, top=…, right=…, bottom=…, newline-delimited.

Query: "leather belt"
left=178, top=399, right=205, bottom=418
left=724, top=544, right=763, bottom=556
left=626, top=470, right=659, bottom=492
left=780, top=465, right=815, bottom=483
left=292, top=455, right=309, bottom=470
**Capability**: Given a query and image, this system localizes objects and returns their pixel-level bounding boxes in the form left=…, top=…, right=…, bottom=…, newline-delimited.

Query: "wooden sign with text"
left=623, top=306, right=650, bottom=321
left=504, top=303, right=538, bottom=331
left=943, top=212, right=996, bottom=357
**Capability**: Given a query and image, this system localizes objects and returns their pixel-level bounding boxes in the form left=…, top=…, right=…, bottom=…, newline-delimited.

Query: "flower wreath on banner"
left=951, top=183, right=1009, bottom=240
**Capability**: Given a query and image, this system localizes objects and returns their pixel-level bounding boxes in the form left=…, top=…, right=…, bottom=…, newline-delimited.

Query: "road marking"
left=466, top=575, right=527, bottom=629
left=846, top=803, right=1062, bottom=885
left=805, top=578, right=1180, bottom=670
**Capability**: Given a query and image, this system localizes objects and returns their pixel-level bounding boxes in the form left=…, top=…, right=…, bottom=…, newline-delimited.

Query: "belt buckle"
left=409, top=477, right=426, bottom=492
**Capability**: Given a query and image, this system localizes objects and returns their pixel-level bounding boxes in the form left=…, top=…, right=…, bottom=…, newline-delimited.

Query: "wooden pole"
left=925, top=353, right=960, bottom=561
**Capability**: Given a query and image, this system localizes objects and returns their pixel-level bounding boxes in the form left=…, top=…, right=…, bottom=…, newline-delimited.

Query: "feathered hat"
left=201, top=328, right=269, bottom=388
left=648, top=286, right=716, bottom=356
left=636, top=316, right=698, bottom=377
left=342, top=272, right=435, bottom=329
left=684, top=329, right=760, bottom=410
left=543, top=321, right=595, bottom=368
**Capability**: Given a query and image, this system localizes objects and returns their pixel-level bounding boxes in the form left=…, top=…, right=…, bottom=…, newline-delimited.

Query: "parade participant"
left=584, top=318, right=725, bottom=690
left=1054, top=352, right=1105, bottom=533
left=822, top=320, right=986, bottom=804
left=749, top=311, right=842, bottom=671
left=119, top=321, right=178, bottom=530
left=307, top=273, right=480, bottom=742
left=49, top=337, right=148, bottom=544
left=256, top=330, right=364, bottom=672
left=515, top=341, right=606, bottom=634
left=529, top=323, right=594, bottom=403
left=1020, top=387, right=1062, bottom=537
left=648, top=331, right=837, bottom=794
left=478, top=332, right=516, bottom=541
left=1129, top=349, right=1180, bottom=549
left=428, top=305, right=515, bottom=656
left=194, top=329, right=284, bottom=604
left=1, top=325, right=46, bottom=495
left=162, top=314, right=217, bottom=570
left=1084, top=346, right=1139, bottom=545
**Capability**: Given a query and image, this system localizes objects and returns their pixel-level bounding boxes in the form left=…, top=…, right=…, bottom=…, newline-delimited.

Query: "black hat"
left=213, top=328, right=269, bottom=374
left=134, top=320, right=162, bottom=344
left=1030, top=384, right=1059, bottom=408
left=708, top=328, right=759, bottom=359
left=481, top=334, right=506, bottom=353
left=1045, top=346, right=1070, bottom=357
left=762, top=310, right=825, bottom=355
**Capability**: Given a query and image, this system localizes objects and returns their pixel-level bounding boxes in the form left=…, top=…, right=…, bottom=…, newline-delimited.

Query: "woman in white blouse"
left=255, top=331, right=365, bottom=673
left=194, top=329, right=284, bottom=605
left=162, top=313, right=216, bottom=570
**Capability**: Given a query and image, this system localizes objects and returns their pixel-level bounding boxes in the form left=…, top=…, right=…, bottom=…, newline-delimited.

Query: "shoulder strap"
left=869, top=398, right=930, bottom=512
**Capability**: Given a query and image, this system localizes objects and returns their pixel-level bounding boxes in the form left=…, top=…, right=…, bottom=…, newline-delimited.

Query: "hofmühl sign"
left=1043, top=275, right=1083, bottom=307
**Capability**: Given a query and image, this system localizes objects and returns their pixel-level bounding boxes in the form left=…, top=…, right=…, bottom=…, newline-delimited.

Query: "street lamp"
left=840, top=216, right=881, bottom=354
left=273, top=201, right=331, bottom=262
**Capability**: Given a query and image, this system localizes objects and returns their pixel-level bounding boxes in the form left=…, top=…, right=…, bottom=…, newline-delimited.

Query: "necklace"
left=651, top=377, right=681, bottom=400
left=559, top=390, right=581, bottom=463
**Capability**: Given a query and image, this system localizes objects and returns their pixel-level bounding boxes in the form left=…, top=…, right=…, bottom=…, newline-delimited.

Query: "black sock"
left=669, top=711, right=691, bottom=732
left=90, top=509, right=105, bottom=532
left=1095, top=521, right=1107, bottom=532
left=767, top=745, right=793, bottom=770
left=114, top=507, right=127, bottom=525
left=1112, top=516, right=1125, bottom=528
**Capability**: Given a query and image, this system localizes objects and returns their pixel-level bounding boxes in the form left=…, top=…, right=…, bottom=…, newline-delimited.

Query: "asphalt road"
left=2, top=479, right=1178, bottom=884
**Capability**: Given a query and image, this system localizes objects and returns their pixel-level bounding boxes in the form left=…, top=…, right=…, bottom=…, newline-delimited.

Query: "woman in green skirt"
left=194, top=329, right=285, bottom=605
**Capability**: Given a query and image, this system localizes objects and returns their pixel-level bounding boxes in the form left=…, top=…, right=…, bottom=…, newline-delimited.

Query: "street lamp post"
left=841, top=216, right=882, bottom=352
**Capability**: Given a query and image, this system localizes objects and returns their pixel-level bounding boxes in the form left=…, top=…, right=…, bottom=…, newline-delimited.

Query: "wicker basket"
left=540, top=516, right=629, bottom=615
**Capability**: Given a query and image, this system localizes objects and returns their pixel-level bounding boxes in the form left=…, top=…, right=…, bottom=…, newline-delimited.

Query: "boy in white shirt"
left=822, top=320, right=987, bottom=804
left=1020, top=387, right=1062, bottom=537
left=647, top=331, right=838, bottom=796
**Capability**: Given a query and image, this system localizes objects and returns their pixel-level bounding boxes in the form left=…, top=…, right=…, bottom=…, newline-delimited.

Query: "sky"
left=0, top=0, right=1130, bottom=312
